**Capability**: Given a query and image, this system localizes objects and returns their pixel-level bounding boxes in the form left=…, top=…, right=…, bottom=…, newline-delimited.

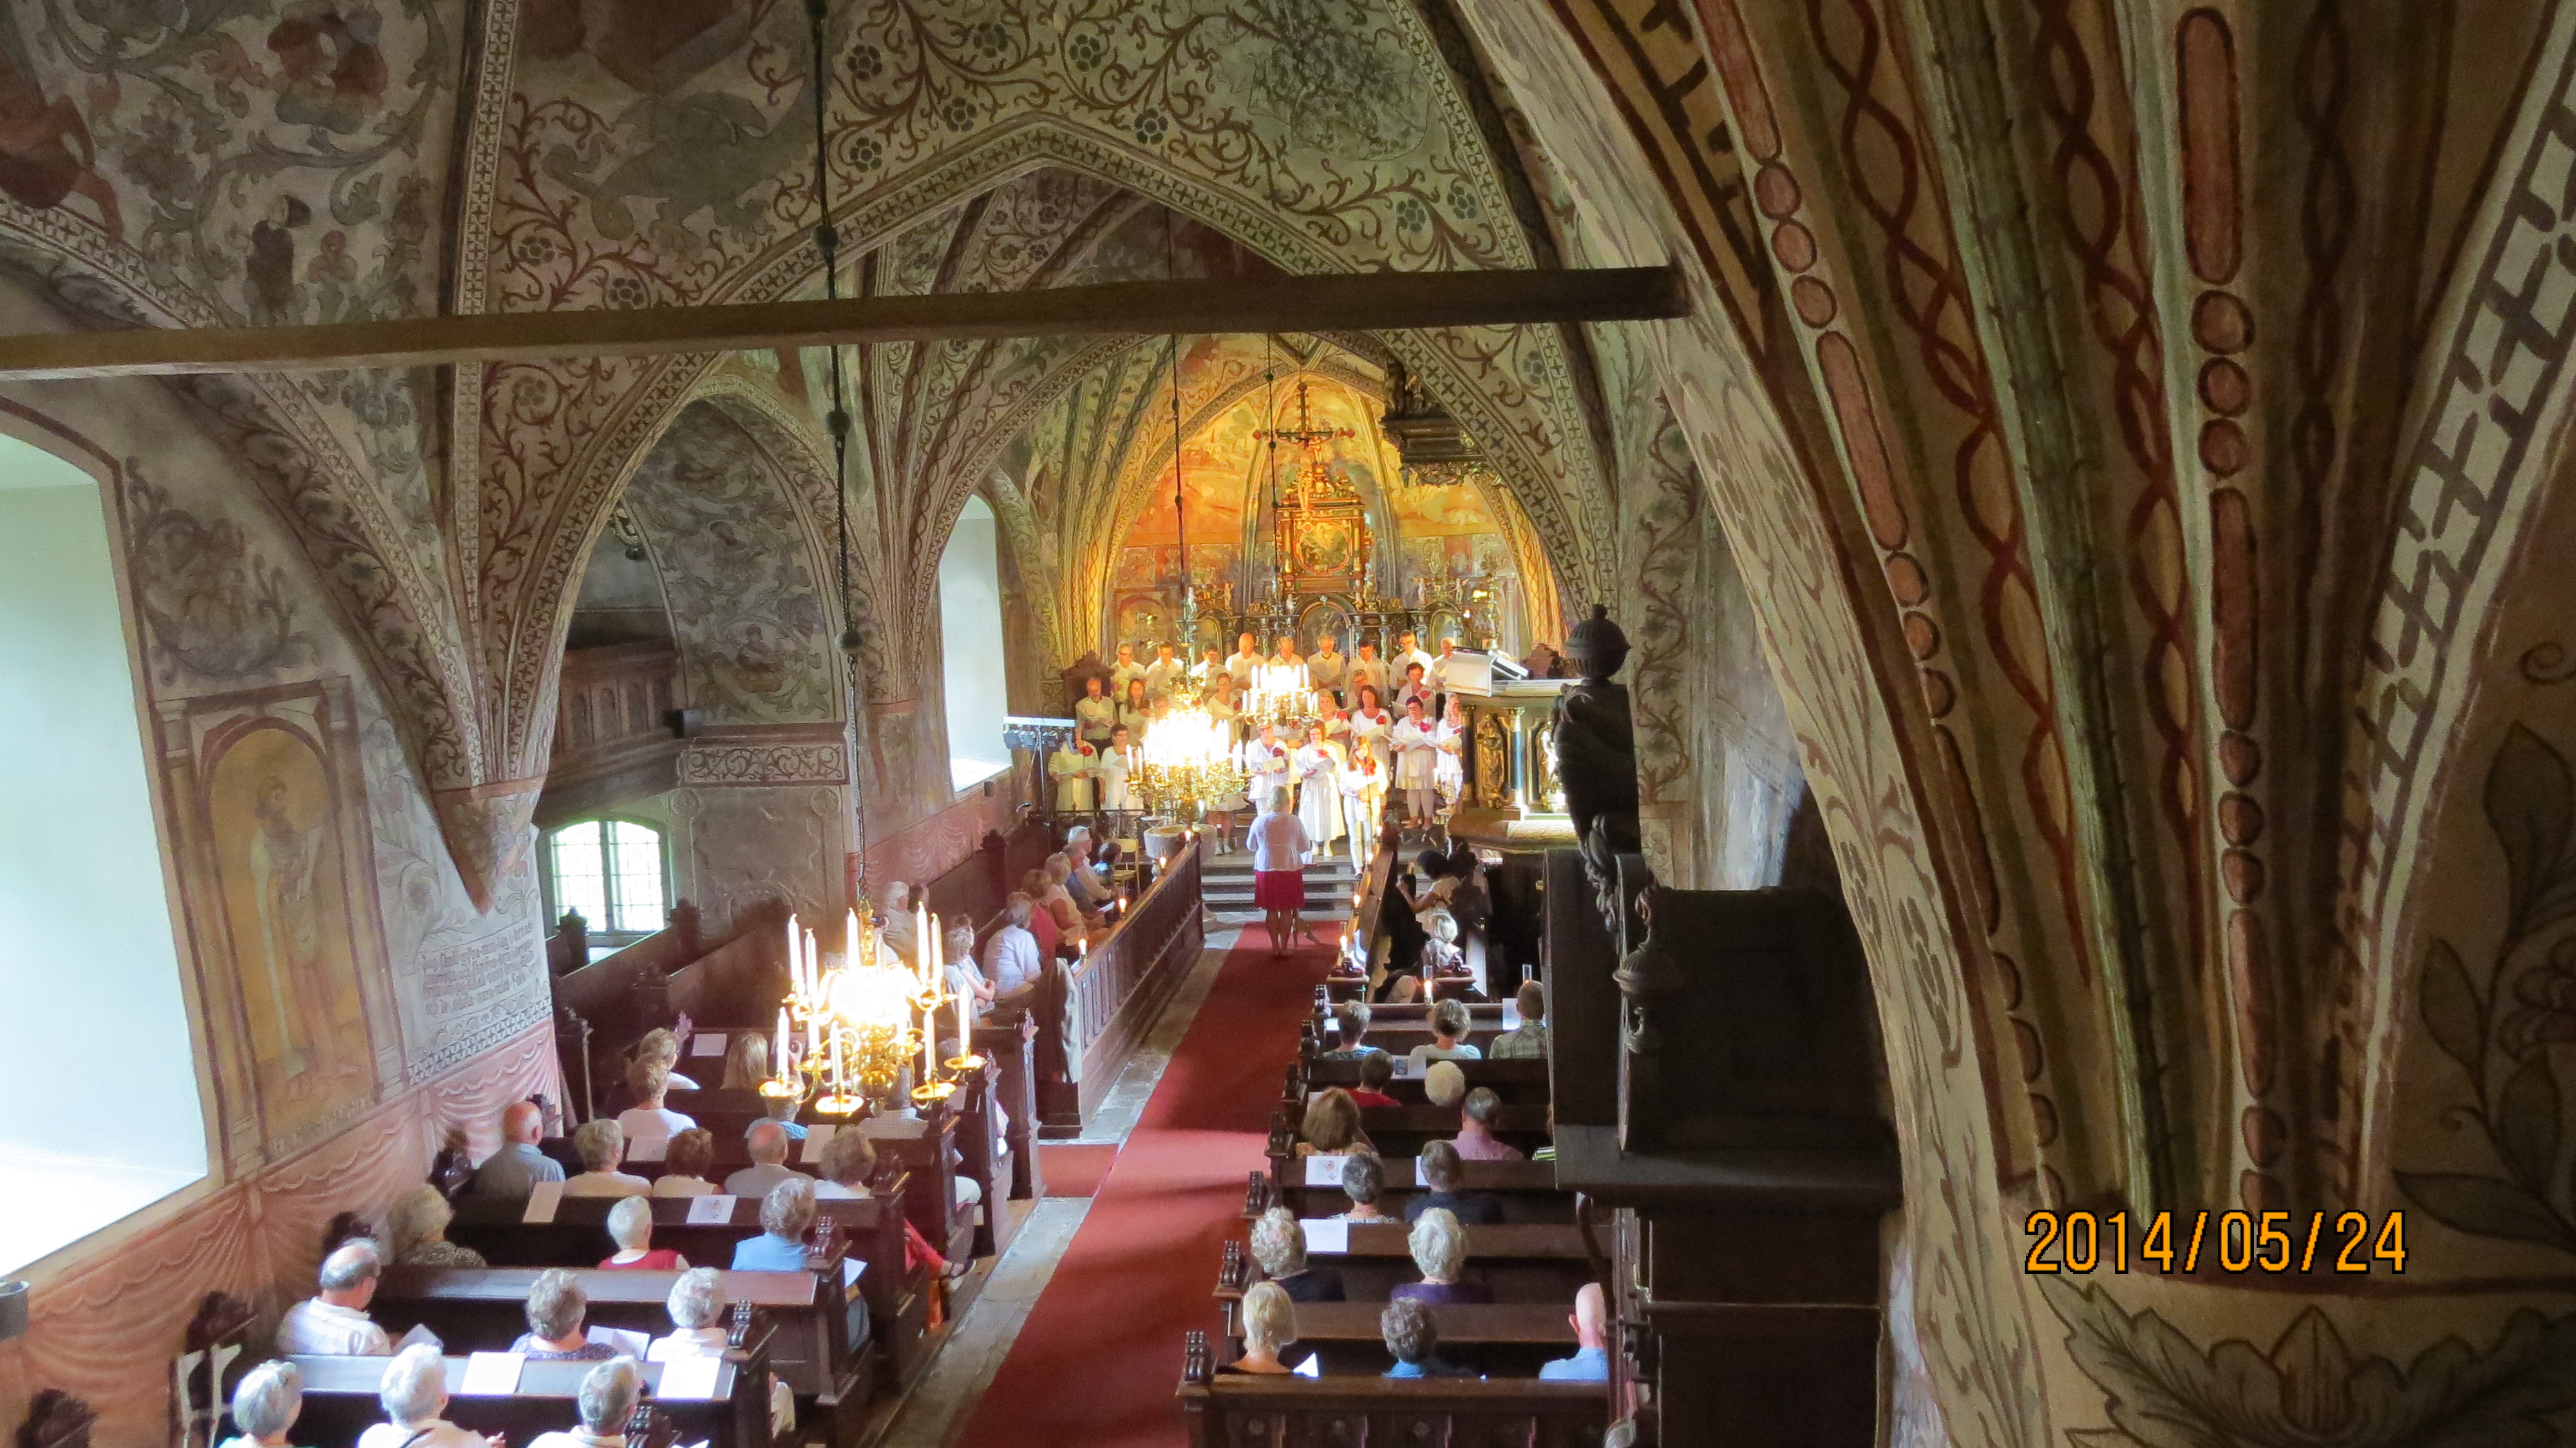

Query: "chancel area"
left=5, top=1, right=2576, bottom=1446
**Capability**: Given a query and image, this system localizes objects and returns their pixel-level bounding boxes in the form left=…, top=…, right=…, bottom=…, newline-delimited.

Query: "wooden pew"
left=1177, top=1333, right=1610, bottom=1448
left=1249, top=1162, right=1573, bottom=1224
left=1215, top=1224, right=1596, bottom=1304
left=1294, top=1056, right=1552, bottom=1106
left=438, top=1188, right=924, bottom=1399
left=370, top=1265, right=842, bottom=1412
left=1219, top=1300, right=1580, bottom=1378
left=657, top=1091, right=984, bottom=1266
left=1271, top=1102, right=1550, bottom=1161
left=286, top=1351, right=764, bottom=1448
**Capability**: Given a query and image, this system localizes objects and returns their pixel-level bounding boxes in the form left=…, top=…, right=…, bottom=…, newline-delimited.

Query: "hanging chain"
left=1168, top=207, right=1192, bottom=644
left=807, top=0, right=869, bottom=906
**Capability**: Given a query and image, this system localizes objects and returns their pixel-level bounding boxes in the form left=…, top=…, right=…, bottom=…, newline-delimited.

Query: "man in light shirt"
left=1391, top=629, right=1435, bottom=685
left=723, top=1119, right=805, bottom=1201
left=1144, top=642, right=1189, bottom=699
left=1307, top=632, right=1349, bottom=702
left=1110, top=642, right=1150, bottom=697
left=1224, top=631, right=1263, bottom=688
left=277, top=1239, right=395, bottom=1356
left=471, top=1100, right=564, bottom=1198
left=526, top=1358, right=643, bottom=1448
left=1061, top=826, right=1113, bottom=913
left=1539, top=1284, right=1612, bottom=1380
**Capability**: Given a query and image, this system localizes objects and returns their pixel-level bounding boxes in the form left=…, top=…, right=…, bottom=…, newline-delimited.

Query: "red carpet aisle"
left=951, top=928, right=1329, bottom=1448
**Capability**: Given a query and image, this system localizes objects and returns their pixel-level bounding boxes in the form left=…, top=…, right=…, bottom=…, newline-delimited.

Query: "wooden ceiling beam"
left=0, top=267, right=1687, bottom=381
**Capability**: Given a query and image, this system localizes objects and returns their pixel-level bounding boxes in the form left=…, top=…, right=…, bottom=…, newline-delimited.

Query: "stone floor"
left=864, top=919, right=1250, bottom=1447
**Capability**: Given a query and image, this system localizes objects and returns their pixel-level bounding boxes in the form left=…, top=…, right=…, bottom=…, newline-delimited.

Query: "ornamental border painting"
left=162, top=679, right=397, bottom=1170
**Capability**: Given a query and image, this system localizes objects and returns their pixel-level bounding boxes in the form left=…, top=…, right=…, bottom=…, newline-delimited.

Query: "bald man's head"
left=502, top=1101, right=544, bottom=1145
left=1572, top=1282, right=1607, bottom=1349
left=747, top=1119, right=790, bottom=1165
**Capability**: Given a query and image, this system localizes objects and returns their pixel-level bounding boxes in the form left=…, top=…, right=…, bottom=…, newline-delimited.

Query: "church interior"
left=3, top=0, right=2575, bottom=1444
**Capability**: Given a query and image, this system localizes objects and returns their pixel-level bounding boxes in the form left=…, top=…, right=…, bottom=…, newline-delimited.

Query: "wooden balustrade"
left=536, top=641, right=683, bottom=832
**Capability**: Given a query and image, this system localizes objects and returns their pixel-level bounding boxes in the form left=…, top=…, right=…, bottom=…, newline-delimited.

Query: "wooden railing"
left=1036, top=841, right=1205, bottom=1133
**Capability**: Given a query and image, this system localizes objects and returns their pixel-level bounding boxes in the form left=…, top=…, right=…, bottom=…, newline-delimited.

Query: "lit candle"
left=785, top=913, right=800, bottom=995
left=916, top=902, right=933, bottom=985
left=954, top=954, right=972, bottom=1063
left=775, top=1006, right=791, bottom=1083
left=921, top=996, right=936, bottom=1088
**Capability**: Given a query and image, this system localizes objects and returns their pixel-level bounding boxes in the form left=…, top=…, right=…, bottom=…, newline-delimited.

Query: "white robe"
left=1349, top=658, right=1391, bottom=705
left=1434, top=717, right=1464, bottom=797
left=1074, top=694, right=1119, bottom=744
left=1294, top=743, right=1345, bottom=844
left=1144, top=658, right=1189, bottom=698
left=1049, top=747, right=1096, bottom=812
left=1111, top=660, right=1150, bottom=696
left=1098, top=745, right=1135, bottom=811
left=1393, top=717, right=1441, bottom=791
left=1349, top=709, right=1395, bottom=774
left=1341, top=765, right=1387, bottom=846
left=1243, top=738, right=1293, bottom=808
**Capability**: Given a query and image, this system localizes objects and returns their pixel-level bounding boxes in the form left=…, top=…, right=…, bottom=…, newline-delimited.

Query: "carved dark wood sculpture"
left=1551, top=605, right=1641, bottom=929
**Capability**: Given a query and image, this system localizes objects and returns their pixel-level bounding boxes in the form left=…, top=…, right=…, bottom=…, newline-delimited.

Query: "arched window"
left=938, top=495, right=1010, bottom=789
left=545, top=818, right=669, bottom=938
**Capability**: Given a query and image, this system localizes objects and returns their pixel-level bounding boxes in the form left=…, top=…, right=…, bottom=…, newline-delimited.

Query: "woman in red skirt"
left=1247, top=793, right=1315, bottom=955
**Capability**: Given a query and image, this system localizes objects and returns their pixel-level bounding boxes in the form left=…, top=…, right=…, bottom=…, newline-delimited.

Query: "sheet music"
left=840, top=1258, right=866, bottom=1291
left=520, top=1181, right=562, bottom=1224
left=458, top=1353, right=524, bottom=1396
left=1501, top=998, right=1521, bottom=1029
left=654, top=1356, right=721, bottom=1401
left=685, top=1194, right=739, bottom=1224
left=1303, top=1154, right=1349, bottom=1186
left=590, top=1326, right=651, bottom=1358
left=800, top=1124, right=837, bottom=1163
left=627, top=1136, right=668, bottom=1163
left=691, top=1034, right=727, bottom=1058
left=1300, top=1218, right=1349, bottom=1254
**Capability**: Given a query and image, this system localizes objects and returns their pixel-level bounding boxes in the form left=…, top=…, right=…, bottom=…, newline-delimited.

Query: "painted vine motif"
left=2042, top=1278, right=2576, bottom=1446
left=2400, top=723, right=2576, bottom=1255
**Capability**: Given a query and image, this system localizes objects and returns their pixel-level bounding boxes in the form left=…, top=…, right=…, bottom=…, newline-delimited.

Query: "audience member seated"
left=1250, top=1206, right=1345, bottom=1303
left=1338, top=1154, right=1392, bottom=1223
left=564, top=1121, right=650, bottom=1199
left=1421, top=1060, right=1467, bottom=1110
left=277, top=1239, right=393, bottom=1356
left=1349, top=1051, right=1400, bottom=1109
left=1452, top=1088, right=1527, bottom=1162
left=511, top=1269, right=620, bottom=1361
left=1226, top=1281, right=1299, bottom=1375
left=1539, top=1283, right=1610, bottom=1381
left=650, top=1129, right=717, bottom=1198
left=1062, top=826, right=1113, bottom=913
left=1379, top=1298, right=1475, bottom=1379
left=1376, top=868, right=1430, bottom=1005
left=724, top=1120, right=804, bottom=1199
left=599, top=1196, right=690, bottom=1271
left=614, top=1062, right=696, bottom=1159
left=388, top=1185, right=488, bottom=1269
left=633, top=1028, right=700, bottom=1092
left=649, top=1269, right=728, bottom=1360
left=524, top=1357, right=643, bottom=1448
left=1418, top=910, right=1468, bottom=982
left=730, top=1178, right=818, bottom=1272
left=1296, top=1087, right=1375, bottom=1157
left=471, top=1101, right=565, bottom=1198
left=1390, top=1210, right=1492, bottom=1305
left=809, top=1127, right=876, bottom=1201
left=1043, top=854, right=1098, bottom=932
left=1318, top=1003, right=1378, bottom=1061
left=879, top=881, right=920, bottom=967
left=359, top=1345, right=500, bottom=1448
left=1491, top=980, right=1549, bottom=1060
left=982, top=895, right=1048, bottom=1013
left=1401, top=1141, right=1504, bottom=1226
left=218, top=1360, right=301, bottom=1448
left=1405, top=998, right=1482, bottom=1071
left=945, top=922, right=995, bottom=1019
left=1018, top=870, right=1065, bottom=959
left=745, top=1091, right=810, bottom=1143
left=719, top=1034, right=771, bottom=1092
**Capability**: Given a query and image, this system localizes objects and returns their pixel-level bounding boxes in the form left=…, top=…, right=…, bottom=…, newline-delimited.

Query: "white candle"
left=955, top=962, right=971, bottom=1065
left=921, top=997, right=936, bottom=1087
left=775, top=1007, right=791, bottom=1084
left=785, top=913, right=800, bottom=995
left=916, top=902, right=933, bottom=984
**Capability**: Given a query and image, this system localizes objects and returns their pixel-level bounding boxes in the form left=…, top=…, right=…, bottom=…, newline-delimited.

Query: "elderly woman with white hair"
left=1224, top=1281, right=1300, bottom=1375
left=276, top=1238, right=393, bottom=1355
left=1388, top=1208, right=1490, bottom=1305
left=218, top=1360, right=302, bottom=1448
left=511, top=1268, right=620, bottom=1361
left=525, top=1357, right=645, bottom=1448
left=730, top=1177, right=819, bottom=1272
left=1249, top=1206, right=1345, bottom=1303
left=598, top=1196, right=689, bottom=1271
left=357, top=1344, right=502, bottom=1448
left=649, top=1268, right=729, bottom=1360
left=386, top=1185, right=486, bottom=1268
left=562, top=1119, right=650, bottom=1198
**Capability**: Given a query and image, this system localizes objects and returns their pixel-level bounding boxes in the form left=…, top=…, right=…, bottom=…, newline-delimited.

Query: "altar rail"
left=1037, top=839, right=1205, bottom=1134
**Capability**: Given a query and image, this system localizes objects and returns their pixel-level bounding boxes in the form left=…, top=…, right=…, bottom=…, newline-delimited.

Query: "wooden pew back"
left=285, top=1353, right=761, bottom=1448
left=1177, top=1337, right=1609, bottom=1448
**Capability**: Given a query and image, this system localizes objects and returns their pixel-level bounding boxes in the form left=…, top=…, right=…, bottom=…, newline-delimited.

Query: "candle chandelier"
left=759, top=0, right=980, bottom=1118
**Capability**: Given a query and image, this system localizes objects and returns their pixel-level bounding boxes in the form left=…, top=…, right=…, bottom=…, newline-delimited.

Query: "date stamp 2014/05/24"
left=2024, top=1210, right=2408, bottom=1275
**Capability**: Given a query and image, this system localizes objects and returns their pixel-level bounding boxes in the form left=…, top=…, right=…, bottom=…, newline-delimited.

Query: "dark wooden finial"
left=1181, top=1330, right=1213, bottom=1387
left=727, top=1300, right=755, bottom=1350
left=1218, top=1239, right=1247, bottom=1292
left=1242, top=1170, right=1271, bottom=1217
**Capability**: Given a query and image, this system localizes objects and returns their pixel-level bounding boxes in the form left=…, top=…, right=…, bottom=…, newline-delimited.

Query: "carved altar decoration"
left=1260, top=380, right=1373, bottom=598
